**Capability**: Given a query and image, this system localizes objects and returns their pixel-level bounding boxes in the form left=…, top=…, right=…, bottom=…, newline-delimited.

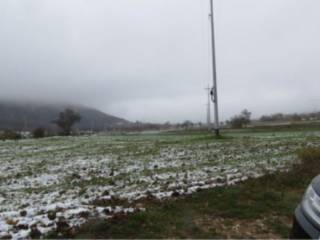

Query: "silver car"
left=291, top=175, right=320, bottom=239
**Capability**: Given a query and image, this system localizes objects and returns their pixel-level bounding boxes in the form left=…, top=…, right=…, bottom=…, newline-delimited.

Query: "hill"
left=0, top=101, right=129, bottom=131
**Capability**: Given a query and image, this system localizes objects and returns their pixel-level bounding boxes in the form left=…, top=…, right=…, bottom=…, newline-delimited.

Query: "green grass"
left=3, top=127, right=320, bottom=239
left=65, top=147, right=320, bottom=239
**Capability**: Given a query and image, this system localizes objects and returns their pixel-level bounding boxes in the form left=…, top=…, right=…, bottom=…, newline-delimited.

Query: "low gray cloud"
left=0, top=0, right=319, bottom=123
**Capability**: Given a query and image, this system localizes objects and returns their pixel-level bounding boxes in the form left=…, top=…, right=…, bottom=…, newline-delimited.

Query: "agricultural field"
left=0, top=129, right=320, bottom=238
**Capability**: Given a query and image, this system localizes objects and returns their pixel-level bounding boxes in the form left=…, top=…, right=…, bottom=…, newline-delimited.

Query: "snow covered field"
left=0, top=130, right=319, bottom=238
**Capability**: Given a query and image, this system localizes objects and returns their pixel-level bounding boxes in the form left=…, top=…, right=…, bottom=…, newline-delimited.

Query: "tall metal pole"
left=209, top=0, right=220, bottom=136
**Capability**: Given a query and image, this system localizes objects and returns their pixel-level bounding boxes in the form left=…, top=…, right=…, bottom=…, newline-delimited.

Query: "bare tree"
left=32, top=127, right=46, bottom=138
left=230, top=109, right=252, bottom=128
left=53, top=108, right=81, bottom=136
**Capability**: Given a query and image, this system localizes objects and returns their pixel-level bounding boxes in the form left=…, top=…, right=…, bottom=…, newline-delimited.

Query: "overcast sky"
left=0, top=0, right=320, bottom=123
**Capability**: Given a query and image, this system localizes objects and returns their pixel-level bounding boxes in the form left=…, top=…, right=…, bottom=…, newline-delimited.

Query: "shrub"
left=229, top=109, right=251, bottom=128
left=52, top=108, right=81, bottom=136
left=0, top=130, right=22, bottom=141
left=32, top=128, right=46, bottom=139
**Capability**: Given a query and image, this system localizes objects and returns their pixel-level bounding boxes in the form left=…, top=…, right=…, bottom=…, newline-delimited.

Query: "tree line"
left=260, top=112, right=320, bottom=122
left=0, top=108, right=81, bottom=140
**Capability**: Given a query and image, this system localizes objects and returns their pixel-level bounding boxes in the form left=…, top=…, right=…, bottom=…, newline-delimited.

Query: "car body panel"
left=312, top=176, right=320, bottom=197
left=295, top=205, right=320, bottom=239
left=292, top=175, right=320, bottom=239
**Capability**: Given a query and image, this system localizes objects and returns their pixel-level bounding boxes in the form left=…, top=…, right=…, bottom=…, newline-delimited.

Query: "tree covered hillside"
left=0, top=101, right=129, bottom=131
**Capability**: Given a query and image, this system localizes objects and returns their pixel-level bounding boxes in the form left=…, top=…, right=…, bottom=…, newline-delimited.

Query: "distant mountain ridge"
left=0, top=101, right=129, bottom=131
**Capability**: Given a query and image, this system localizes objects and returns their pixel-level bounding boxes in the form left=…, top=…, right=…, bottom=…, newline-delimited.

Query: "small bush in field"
left=32, top=128, right=46, bottom=139
left=229, top=109, right=252, bottom=128
left=0, top=130, right=22, bottom=141
left=52, top=108, right=81, bottom=136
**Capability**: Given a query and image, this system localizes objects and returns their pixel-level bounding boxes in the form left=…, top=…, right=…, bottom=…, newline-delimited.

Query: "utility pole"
left=209, top=0, right=220, bottom=137
left=205, top=86, right=211, bottom=129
